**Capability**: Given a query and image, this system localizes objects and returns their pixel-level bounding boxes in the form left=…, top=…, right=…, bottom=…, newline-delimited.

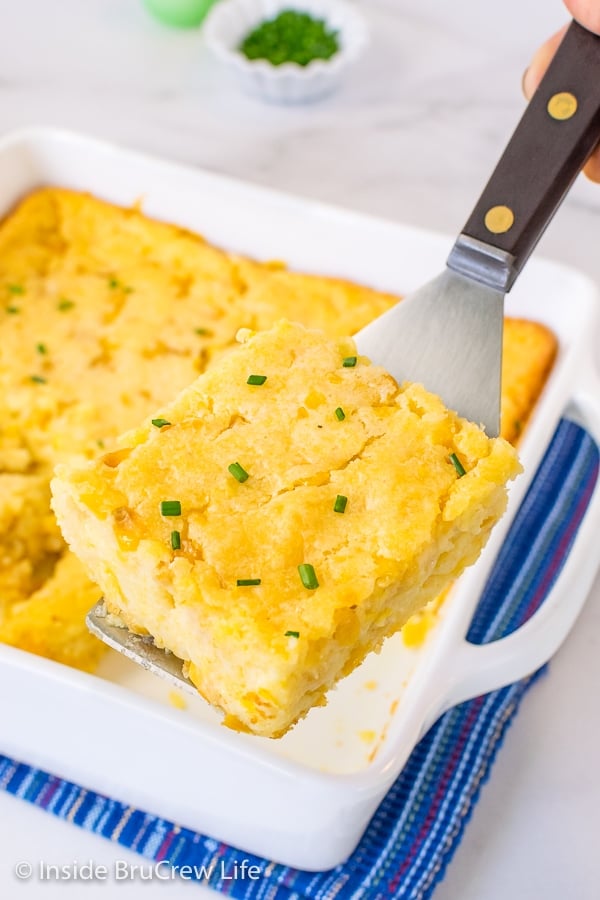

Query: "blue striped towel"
left=1, top=418, right=598, bottom=899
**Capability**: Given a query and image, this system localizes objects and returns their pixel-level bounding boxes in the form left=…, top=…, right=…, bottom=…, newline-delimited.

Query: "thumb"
left=563, top=0, right=600, bottom=34
left=522, top=25, right=568, bottom=99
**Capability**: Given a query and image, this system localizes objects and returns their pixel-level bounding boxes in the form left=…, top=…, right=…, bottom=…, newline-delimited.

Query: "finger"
left=564, top=0, right=600, bottom=34
left=522, top=25, right=569, bottom=98
left=583, top=150, right=600, bottom=183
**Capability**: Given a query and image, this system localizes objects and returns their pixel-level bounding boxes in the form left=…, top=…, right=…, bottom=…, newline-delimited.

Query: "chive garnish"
left=335, top=407, right=345, bottom=421
left=240, top=10, right=339, bottom=67
left=170, top=530, right=181, bottom=550
left=342, top=356, right=357, bottom=368
left=36, top=343, right=47, bottom=355
left=194, top=327, right=212, bottom=336
left=108, top=278, right=133, bottom=293
left=237, top=578, right=261, bottom=586
left=58, top=299, right=75, bottom=311
left=298, top=563, right=319, bottom=590
left=7, top=284, right=24, bottom=295
left=5, top=305, right=19, bottom=314
left=333, top=494, right=348, bottom=514
left=96, top=439, right=105, bottom=449
left=285, top=630, right=300, bottom=638
left=514, top=420, right=522, bottom=436
left=228, top=462, right=249, bottom=483
left=152, top=418, right=171, bottom=428
left=160, top=500, right=181, bottom=516
left=247, top=375, right=267, bottom=386
left=449, top=452, right=466, bottom=478
left=30, top=375, right=47, bottom=384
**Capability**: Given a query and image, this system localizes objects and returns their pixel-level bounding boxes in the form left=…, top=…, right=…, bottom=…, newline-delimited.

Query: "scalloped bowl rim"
left=204, top=0, right=369, bottom=80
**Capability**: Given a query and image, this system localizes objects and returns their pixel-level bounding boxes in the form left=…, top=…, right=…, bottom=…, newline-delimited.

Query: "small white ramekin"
left=203, top=0, right=369, bottom=103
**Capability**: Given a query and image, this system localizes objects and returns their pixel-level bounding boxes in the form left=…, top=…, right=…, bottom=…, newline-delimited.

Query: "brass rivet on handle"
left=547, top=91, right=578, bottom=120
left=484, top=205, right=514, bottom=234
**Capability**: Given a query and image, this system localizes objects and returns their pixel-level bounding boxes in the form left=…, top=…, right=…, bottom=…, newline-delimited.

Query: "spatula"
left=87, top=19, right=600, bottom=687
left=358, top=19, right=600, bottom=437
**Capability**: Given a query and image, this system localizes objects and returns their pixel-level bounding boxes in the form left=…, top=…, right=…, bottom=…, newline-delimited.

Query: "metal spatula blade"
left=87, top=601, right=195, bottom=693
left=355, top=269, right=504, bottom=437
left=86, top=20, right=600, bottom=681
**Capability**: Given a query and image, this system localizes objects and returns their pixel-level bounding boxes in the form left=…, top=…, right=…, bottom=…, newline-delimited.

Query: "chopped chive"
left=194, top=327, right=212, bottom=336
left=237, top=578, right=261, bottom=586
left=342, top=356, right=357, bottom=368
left=36, top=342, right=47, bottom=355
left=449, top=452, right=466, bottom=478
left=514, top=419, right=522, bottom=436
left=335, top=406, right=345, bottom=421
left=160, top=500, right=181, bottom=516
left=5, top=305, right=19, bottom=314
left=96, top=439, right=105, bottom=449
left=247, top=374, right=267, bottom=386
left=7, top=284, right=24, bottom=295
left=58, top=299, right=75, bottom=311
left=285, top=630, right=300, bottom=638
left=228, top=462, right=249, bottom=483
left=170, top=530, right=181, bottom=550
left=30, top=375, right=47, bottom=384
left=108, top=277, right=132, bottom=293
left=152, top=418, right=171, bottom=428
left=298, top=563, right=319, bottom=590
left=333, top=494, right=348, bottom=514
left=240, top=11, right=339, bottom=65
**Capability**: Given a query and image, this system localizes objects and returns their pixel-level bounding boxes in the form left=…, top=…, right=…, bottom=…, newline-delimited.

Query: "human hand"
left=522, top=0, right=600, bottom=181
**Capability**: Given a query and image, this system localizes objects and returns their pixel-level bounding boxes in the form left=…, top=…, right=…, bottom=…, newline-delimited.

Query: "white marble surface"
left=1, top=0, right=599, bottom=898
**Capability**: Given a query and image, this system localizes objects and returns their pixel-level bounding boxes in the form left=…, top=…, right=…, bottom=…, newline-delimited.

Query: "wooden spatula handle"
left=451, top=20, right=600, bottom=291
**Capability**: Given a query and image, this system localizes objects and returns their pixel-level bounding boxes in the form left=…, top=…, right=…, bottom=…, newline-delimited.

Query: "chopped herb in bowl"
left=239, top=10, right=340, bottom=67
left=204, top=0, right=368, bottom=104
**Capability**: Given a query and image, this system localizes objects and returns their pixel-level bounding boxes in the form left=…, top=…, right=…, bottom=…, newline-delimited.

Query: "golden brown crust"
left=501, top=318, right=558, bottom=443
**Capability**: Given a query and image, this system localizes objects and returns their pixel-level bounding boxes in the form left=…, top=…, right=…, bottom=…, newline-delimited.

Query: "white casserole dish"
left=0, top=128, right=599, bottom=871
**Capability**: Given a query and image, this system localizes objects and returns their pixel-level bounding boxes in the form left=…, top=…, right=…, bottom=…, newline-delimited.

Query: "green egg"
left=143, top=0, right=219, bottom=28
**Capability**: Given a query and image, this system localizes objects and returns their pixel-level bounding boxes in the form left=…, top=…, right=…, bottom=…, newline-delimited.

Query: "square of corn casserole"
left=51, top=320, right=522, bottom=737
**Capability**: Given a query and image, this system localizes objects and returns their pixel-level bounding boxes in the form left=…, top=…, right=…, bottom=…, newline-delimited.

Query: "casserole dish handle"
left=438, top=368, right=600, bottom=714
